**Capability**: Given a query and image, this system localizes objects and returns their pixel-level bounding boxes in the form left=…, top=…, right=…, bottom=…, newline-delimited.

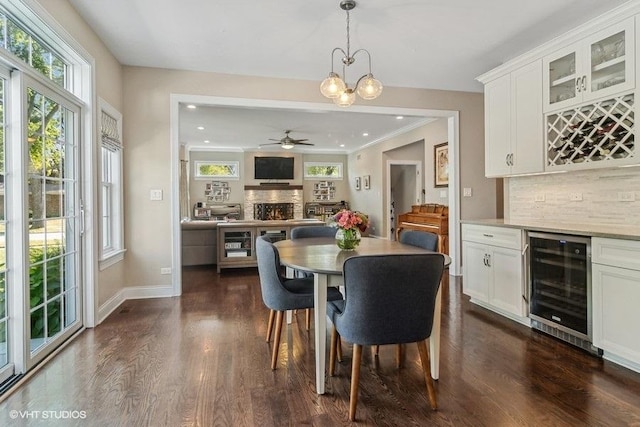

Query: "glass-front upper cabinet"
left=543, top=18, right=634, bottom=112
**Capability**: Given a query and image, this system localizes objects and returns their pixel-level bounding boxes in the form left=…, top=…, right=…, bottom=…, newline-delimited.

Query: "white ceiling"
left=68, top=0, right=631, bottom=152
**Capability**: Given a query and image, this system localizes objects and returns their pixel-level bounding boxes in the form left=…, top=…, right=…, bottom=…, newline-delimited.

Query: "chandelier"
left=320, top=0, right=383, bottom=107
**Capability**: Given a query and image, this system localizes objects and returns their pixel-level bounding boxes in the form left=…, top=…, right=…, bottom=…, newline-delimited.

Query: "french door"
left=0, top=71, right=83, bottom=379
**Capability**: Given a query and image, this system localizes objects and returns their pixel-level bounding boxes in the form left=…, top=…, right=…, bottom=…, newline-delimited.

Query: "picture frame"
left=363, top=175, right=371, bottom=190
left=355, top=176, right=361, bottom=191
left=434, top=142, right=449, bottom=188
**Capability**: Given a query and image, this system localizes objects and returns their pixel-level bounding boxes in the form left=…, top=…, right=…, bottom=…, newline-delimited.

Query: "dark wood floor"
left=2, top=266, right=640, bottom=426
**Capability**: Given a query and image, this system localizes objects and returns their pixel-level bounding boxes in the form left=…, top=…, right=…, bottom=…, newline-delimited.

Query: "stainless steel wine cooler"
left=528, top=232, right=601, bottom=354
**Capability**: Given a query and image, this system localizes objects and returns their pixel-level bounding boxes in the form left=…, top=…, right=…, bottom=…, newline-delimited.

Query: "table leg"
left=430, top=285, right=442, bottom=380
left=314, top=273, right=328, bottom=394
left=285, top=267, right=295, bottom=325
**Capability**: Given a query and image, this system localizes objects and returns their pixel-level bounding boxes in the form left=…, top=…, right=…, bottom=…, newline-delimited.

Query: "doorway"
left=387, top=161, right=421, bottom=240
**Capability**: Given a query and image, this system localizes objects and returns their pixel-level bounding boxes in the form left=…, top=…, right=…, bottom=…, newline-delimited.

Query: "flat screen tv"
left=254, top=156, right=295, bottom=180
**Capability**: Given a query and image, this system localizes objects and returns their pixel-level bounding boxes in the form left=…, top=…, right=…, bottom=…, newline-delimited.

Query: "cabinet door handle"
left=482, top=233, right=494, bottom=238
left=575, top=77, right=581, bottom=93
left=510, top=153, right=514, bottom=166
left=505, top=153, right=510, bottom=166
left=581, top=75, right=587, bottom=91
left=486, top=254, right=491, bottom=267
left=483, top=254, right=487, bottom=266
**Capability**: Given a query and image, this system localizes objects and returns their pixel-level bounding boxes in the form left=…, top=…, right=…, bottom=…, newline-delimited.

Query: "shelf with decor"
left=546, top=91, right=635, bottom=170
left=312, top=181, right=336, bottom=201
left=543, top=18, right=634, bottom=113
left=205, top=181, right=231, bottom=202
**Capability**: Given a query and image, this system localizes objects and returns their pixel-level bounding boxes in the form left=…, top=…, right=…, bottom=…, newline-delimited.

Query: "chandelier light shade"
left=320, top=0, right=382, bottom=107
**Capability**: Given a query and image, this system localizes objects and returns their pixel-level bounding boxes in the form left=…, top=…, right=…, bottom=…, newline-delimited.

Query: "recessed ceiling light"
left=396, top=116, right=404, bottom=120
left=362, top=132, right=369, bottom=137
left=340, top=144, right=345, bottom=147
left=197, top=126, right=205, bottom=130
left=186, top=104, right=197, bottom=109
left=204, top=140, right=210, bottom=143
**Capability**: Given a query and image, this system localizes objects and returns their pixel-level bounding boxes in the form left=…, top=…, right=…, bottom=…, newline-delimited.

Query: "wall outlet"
left=160, top=267, right=172, bottom=275
left=463, top=187, right=472, bottom=197
left=150, top=189, right=163, bottom=201
left=534, top=193, right=545, bottom=202
left=439, top=190, right=448, bottom=198
left=618, top=191, right=636, bottom=202
left=569, top=192, right=583, bottom=201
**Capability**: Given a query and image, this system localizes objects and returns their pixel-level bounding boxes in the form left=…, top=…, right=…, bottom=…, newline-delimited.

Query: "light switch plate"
left=463, top=187, right=472, bottom=197
left=150, top=189, right=163, bottom=201
left=569, top=192, right=582, bottom=201
left=534, top=194, right=545, bottom=202
left=618, top=191, right=636, bottom=202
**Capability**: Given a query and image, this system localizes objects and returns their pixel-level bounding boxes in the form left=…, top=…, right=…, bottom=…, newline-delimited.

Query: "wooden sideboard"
left=396, top=204, right=449, bottom=254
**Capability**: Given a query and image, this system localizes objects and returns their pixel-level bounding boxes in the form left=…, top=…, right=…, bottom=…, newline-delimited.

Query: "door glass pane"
left=590, top=31, right=626, bottom=93
left=27, top=86, right=79, bottom=354
left=549, top=52, right=577, bottom=106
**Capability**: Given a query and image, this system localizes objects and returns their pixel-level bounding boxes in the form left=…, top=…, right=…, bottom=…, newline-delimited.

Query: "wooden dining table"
left=273, top=236, right=451, bottom=395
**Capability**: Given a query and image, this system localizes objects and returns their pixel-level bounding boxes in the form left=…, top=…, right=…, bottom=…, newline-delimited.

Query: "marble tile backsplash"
left=508, top=168, right=640, bottom=226
left=245, top=189, right=303, bottom=220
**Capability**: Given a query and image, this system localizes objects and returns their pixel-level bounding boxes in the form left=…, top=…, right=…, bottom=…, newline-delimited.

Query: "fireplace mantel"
left=244, top=185, right=303, bottom=190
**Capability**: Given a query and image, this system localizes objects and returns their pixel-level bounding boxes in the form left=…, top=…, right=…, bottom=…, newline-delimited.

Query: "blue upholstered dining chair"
left=256, top=235, right=343, bottom=370
left=399, top=229, right=439, bottom=251
left=327, top=253, right=445, bottom=421
left=373, top=229, right=441, bottom=363
left=289, top=225, right=339, bottom=329
left=290, top=225, right=337, bottom=239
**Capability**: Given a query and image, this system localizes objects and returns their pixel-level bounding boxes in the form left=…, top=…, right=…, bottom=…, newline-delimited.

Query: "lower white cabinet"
left=462, top=224, right=527, bottom=323
left=592, top=237, right=640, bottom=372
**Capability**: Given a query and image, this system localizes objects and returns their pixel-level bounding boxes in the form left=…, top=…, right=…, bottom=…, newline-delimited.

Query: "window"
left=0, top=11, right=67, bottom=87
left=303, top=162, right=343, bottom=179
left=194, top=161, right=240, bottom=180
left=99, top=98, right=124, bottom=268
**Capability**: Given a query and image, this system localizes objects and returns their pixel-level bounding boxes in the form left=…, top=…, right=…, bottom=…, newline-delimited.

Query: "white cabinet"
left=484, top=60, right=544, bottom=177
left=462, top=224, right=527, bottom=323
left=543, top=18, right=635, bottom=112
left=592, top=237, right=640, bottom=373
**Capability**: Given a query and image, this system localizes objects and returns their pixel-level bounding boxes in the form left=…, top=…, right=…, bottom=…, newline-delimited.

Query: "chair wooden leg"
left=374, top=345, right=380, bottom=357
left=270, top=311, right=284, bottom=370
left=265, top=309, right=275, bottom=342
left=349, top=344, right=363, bottom=421
left=305, top=309, right=311, bottom=331
left=416, top=339, right=438, bottom=410
left=329, top=327, right=339, bottom=376
left=396, top=344, right=404, bottom=368
left=336, top=333, right=343, bottom=362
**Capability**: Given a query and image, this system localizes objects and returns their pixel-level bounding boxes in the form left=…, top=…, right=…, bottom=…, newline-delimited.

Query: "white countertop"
left=461, top=218, right=640, bottom=241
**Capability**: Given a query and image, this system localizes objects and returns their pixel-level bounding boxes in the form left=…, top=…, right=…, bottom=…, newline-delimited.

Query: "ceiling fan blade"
left=268, top=138, right=282, bottom=142
left=294, top=142, right=314, bottom=146
left=290, top=139, right=309, bottom=143
left=259, top=142, right=284, bottom=147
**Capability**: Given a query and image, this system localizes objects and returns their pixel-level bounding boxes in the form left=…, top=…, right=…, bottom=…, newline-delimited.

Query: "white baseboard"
left=97, top=285, right=175, bottom=324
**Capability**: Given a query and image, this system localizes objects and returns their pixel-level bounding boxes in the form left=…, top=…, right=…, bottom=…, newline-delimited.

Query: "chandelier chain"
left=345, top=9, right=351, bottom=60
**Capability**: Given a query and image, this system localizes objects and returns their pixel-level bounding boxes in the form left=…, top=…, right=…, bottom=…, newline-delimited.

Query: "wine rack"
left=546, top=92, right=635, bottom=168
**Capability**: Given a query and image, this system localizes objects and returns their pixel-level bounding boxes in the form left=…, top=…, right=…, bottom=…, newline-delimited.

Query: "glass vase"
left=335, top=228, right=361, bottom=251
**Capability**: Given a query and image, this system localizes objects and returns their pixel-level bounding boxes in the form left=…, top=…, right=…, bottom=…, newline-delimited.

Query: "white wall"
left=188, top=150, right=245, bottom=208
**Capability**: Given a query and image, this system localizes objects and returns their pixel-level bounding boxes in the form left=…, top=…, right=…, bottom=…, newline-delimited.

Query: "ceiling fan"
left=260, top=130, right=314, bottom=150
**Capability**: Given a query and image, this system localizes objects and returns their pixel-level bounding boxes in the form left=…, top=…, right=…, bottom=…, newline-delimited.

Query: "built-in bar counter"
left=461, top=218, right=640, bottom=241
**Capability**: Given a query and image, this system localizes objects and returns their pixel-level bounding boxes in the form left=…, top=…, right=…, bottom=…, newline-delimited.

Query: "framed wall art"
left=355, top=176, right=361, bottom=190
left=363, top=175, right=371, bottom=190
left=434, top=142, right=449, bottom=188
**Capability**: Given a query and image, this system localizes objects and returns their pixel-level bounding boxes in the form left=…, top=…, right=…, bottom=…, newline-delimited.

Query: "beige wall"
left=349, top=112, right=494, bottom=238
left=120, top=66, right=492, bottom=287
left=188, top=150, right=245, bottom=209
left=37, top=0, right=125, bottom=308
left=302, top=153, right=349, bottom=203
